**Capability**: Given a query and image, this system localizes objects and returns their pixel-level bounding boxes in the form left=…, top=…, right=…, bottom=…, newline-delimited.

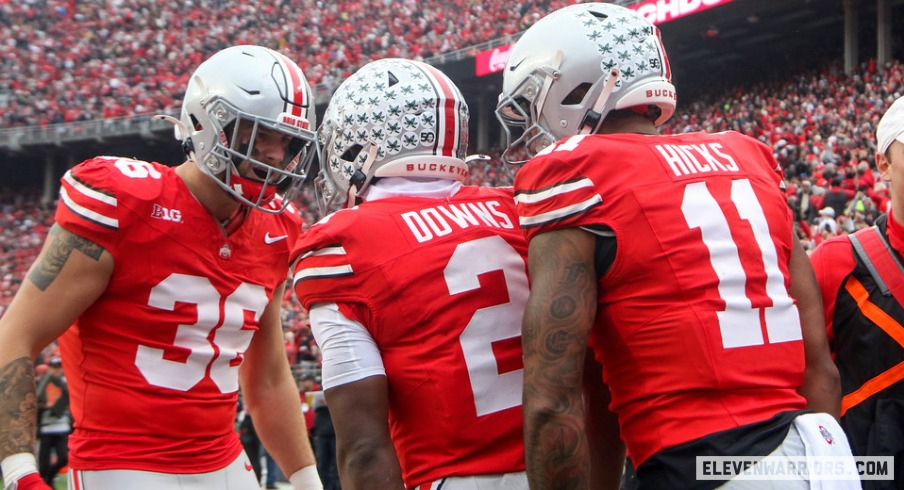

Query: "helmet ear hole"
left=341, top=144, right=364, bottom=162
left=646, top=105, right=663, bottom=123
left=562, top=83, right=593, bottom=106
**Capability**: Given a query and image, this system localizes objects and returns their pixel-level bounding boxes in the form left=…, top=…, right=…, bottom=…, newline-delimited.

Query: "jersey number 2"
left=445, top=236, right=529, bottom=417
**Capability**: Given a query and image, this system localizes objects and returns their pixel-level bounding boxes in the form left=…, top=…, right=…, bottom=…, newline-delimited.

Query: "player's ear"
left=876, top=152, right=892, bottom=182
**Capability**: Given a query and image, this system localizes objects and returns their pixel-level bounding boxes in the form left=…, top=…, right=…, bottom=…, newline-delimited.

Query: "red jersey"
left=514, top=132, right=807, bottom=465
left=55, top=157, right=302, bottom=473
left=293, top=186, right=528, bottom=488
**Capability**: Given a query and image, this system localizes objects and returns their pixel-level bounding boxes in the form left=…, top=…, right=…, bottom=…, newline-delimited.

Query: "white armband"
left=1, top=453, right=39, bottom=488
left=289, top=464, right=323, bottom=490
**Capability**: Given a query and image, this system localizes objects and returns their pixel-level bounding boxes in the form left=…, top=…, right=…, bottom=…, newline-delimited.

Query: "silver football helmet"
left=172, top=45, right=316, bottom=213
left=316, top=58, right=470, bottom=213
left=496, top=3, right=677, bottom=164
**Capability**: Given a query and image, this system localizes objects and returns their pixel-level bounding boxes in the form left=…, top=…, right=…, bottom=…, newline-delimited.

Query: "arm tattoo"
left=523, top=230, right=598, bottom=490
left=28, top=224, right=105, bottom=291
left=544, top=329, right=572, bottom=356
left=0, top=357, right=39, bottom=458
left=550, top=296, right=577, bottom=320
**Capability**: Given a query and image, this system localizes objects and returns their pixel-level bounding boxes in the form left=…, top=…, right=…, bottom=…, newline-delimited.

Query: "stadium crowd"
left=0, top=0, right=576, bottom=128
left=0, top=189, right=53, bottom=318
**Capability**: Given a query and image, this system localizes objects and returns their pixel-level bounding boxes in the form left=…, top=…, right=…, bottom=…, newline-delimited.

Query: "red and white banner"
left=475, top=44, right=513, bottom=77
left=629, top=0, right=735, bottom=25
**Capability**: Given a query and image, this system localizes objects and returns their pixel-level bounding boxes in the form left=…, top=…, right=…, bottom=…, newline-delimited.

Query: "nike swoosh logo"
left=508, top=57, right=525, bottom=71
left=265, top=232, right=288, bottom=244
left=244, top=462, right=254, bottom=471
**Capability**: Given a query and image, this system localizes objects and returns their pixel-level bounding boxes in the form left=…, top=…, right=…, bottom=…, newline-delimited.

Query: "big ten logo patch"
left=151, top=203, right=182, bottom=223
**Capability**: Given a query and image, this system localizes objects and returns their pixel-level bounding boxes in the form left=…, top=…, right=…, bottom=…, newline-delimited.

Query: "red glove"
left=10, top=473, right=52, bottom=490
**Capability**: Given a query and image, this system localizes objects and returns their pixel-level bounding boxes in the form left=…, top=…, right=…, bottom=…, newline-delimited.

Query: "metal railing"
left=0, top=112, right=178, bottom=152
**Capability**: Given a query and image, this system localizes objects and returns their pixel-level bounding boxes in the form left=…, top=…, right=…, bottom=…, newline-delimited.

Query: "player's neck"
left=176, top=161, right=243, bottom=222
left=598, top=114, right=658, bottom=135
left=220, top=206, right=248, bottom=235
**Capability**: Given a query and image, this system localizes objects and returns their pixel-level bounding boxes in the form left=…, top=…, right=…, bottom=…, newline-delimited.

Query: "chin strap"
left=579, top=67, right=621, bottom=135
left=345, top=145, right=380, bottom=208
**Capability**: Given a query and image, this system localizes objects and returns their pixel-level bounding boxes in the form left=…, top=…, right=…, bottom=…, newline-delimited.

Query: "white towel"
left=792, top=412, right=862, bottom=489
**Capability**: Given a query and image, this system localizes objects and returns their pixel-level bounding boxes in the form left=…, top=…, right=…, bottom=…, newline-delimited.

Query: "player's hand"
left=9, top=473, right=53, bottom=490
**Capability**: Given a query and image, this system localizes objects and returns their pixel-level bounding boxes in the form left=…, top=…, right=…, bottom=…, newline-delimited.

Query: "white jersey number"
left=113, top=158, right=163, bottom=179
left=135, top=274, right=267, bottom=392
left=444, top=236, right=529, bottom=416
left=681, top=179, right=802, bottom=348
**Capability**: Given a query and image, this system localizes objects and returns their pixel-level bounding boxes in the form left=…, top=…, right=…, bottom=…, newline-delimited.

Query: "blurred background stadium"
left=1, top=0, right=903, bottom=392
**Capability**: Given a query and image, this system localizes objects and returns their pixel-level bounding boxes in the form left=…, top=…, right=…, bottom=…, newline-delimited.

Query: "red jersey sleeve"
left=513, top=147, right=605, bottom=241
left=292, top=212, right=374, bottom=321
left=56, top=157, right=125, bottom=253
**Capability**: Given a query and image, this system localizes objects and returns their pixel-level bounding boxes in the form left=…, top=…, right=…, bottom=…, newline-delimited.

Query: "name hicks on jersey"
left=401, top=200, right=514, bottom=243
left=654, top=142, right=739, bottom=178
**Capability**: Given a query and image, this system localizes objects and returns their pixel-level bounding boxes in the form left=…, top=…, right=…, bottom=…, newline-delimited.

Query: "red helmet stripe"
left=420, top=63, right=459, bottom=158
left=654, top=27, right=671, bottom=80
left=273, top=51, right=305, bottom=118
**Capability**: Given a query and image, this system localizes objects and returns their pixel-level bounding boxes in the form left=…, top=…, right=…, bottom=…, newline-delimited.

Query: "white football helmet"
left=316, top=58, right=470, bottom=213
left=173, top=45, right=316, bottom=213
left=496, top=3, right=676, bottom=164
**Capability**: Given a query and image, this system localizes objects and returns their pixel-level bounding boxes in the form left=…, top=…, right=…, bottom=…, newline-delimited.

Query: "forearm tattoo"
left=523, top=231, right=598, bottom=490
left=28, top=224, right=104, bottom=291
left=0, top=357, right=39, bottom=458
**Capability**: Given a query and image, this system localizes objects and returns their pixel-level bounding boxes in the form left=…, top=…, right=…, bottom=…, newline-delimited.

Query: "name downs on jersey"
left=398, top=199, right=516, bottom=244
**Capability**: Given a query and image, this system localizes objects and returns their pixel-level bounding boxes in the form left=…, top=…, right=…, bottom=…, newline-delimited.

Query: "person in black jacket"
left=36, top=358, right=70, bottom=485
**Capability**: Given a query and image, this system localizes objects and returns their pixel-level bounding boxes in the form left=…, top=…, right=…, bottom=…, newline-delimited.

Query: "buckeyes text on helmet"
left=316, top=58, right=470, bottom=213
left=177, top=45, right=317, bottom=213
left=496, top=3, right=677, bottom=164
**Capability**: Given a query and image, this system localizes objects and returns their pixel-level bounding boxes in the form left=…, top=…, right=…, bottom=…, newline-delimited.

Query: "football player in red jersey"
left=0, top=45, right=322, bottom=490
left=496, top=4, right=856, bottom=489
left=293, top=58, right=530, bottom=490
